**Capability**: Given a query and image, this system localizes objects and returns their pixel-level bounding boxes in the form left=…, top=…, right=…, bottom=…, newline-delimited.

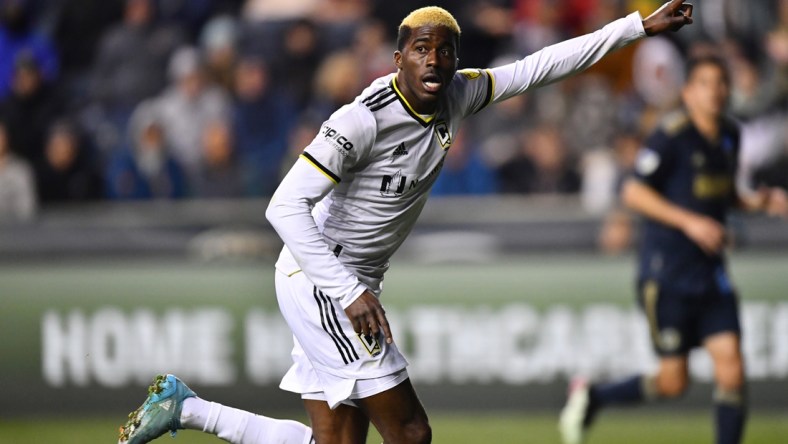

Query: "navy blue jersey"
left=633, top=111, right=740, bottom=294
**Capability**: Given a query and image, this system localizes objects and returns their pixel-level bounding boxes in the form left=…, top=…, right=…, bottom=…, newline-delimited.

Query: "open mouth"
left=422, top=73, right=442, bottom=94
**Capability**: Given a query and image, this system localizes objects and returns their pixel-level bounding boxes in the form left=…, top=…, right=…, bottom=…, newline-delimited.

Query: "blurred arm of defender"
left=622, top=178, right=727, bottom=256
left=737, top=187, right=788, bottom=218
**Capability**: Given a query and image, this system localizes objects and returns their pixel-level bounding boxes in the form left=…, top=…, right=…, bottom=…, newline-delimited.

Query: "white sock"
left=181, top=397, right=313, bottom=444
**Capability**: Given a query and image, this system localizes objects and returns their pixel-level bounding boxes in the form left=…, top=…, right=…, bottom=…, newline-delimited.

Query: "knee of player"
left=714, top=354, right=745, bottom=386
left=402, top=418, right=432, bottom=444
left=656, top=374, right=688, bottom=398
left=716, top=365, right=745, bottom=392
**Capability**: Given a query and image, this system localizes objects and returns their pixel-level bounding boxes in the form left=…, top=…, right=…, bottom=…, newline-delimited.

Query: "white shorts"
left=274, top=269, right=409, bottom=409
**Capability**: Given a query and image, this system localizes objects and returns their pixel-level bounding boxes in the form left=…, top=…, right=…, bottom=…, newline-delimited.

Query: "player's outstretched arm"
left=642, top=0, right=693, bottom=36
left=483, top=1, right=693, bottom=104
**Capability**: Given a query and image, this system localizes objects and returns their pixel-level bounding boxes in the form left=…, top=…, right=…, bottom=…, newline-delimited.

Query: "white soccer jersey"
left=266, top=12, right=646, bottom=308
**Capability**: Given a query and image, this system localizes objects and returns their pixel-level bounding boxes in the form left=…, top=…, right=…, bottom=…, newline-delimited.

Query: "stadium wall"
left=2, top=198, right=786, bottom=416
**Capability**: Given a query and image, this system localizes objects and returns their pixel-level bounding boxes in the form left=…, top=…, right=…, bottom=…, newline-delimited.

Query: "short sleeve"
left=633, top=129, right=674, bottom=191
left=452, top=68, right=495, bottom=117
left=301, top=104, right=377, bottom=184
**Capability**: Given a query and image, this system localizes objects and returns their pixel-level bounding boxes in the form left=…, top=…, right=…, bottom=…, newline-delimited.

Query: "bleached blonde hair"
left=397, top=6, right=461, bottom=50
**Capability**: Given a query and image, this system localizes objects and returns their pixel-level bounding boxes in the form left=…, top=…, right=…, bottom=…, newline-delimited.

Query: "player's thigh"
left=275, top=270, right=369, bottom=374
left=638, top=280, right=696, bottom=355
left=356, top=378, right=431, bottom=444
left=704, top=331, right=744, bottom=389
left=304, top=399, right=369, bottom=444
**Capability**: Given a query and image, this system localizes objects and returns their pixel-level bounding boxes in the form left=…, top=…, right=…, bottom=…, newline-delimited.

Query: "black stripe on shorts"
left=313, top=287, right=359, bottom=364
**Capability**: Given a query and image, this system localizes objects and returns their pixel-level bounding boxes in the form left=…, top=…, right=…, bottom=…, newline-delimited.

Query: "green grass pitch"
left=2, top=412, right=787, bottom=443
left=1, top=252, right=786, bottom=443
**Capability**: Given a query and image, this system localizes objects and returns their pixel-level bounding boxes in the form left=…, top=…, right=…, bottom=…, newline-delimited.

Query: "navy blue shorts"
left=637, top=279, right=741, bottom=356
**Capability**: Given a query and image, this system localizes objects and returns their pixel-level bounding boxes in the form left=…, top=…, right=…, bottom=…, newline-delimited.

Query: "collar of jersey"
left=391, top=77, right=435, bottom=127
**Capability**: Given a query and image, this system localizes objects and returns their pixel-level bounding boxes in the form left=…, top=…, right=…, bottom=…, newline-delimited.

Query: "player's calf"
left=713, top=386, right=747, bottom=444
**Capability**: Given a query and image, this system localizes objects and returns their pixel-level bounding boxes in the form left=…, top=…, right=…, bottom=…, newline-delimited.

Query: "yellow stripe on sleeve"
left=299, top=153, right=340, bottom=184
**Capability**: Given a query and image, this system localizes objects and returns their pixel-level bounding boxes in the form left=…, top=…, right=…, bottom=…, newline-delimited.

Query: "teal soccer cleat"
left=118, top=374, right=196, bottom=444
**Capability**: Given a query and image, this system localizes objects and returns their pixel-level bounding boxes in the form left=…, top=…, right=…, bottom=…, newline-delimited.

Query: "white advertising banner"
left=41, top=302, right=788, bottom=388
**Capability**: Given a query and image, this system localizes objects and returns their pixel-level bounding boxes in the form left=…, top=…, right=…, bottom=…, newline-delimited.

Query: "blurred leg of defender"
left=705, top=333, right=746, bottom=444
left=560, top=281, right=692, bottom=444
left=559, top=359, right=682, bottom=444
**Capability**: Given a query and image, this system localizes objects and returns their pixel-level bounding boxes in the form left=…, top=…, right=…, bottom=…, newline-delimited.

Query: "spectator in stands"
left=352, top=19, right=395, bottom=85
left=312, top=0, right=372, bottom=50
left=0, top=53, right=63, bottom=169
left=231, top=55, right=296, bottom=196
left=193, top=119, right=243, bottom=198
left=631, top=35, right=685, bottom=132
left=200, top=14, right=239, bottom=92
left=766, top=0, right=788, bottom=101
left=269, top=19, right=323, bottom=111
left=498, top=124, right=581, bottom=194
left=467, top=56, right=533, bottom=171
left=754, top=152, right=788, bottom=189
left=459, top=0, right=515, bottom=69
left=307, top=50, right=363, bottom=120
left=563, top=76, right=618, bottom=153
left=0, top=0, right=58, bottom=100
left=279, top=114, right=322, bottom=180
left=511, top=0, right=566, bottom=58
left=727, top=40, right=780, bottom=120
left=36, top=121, right=103, bottom=203
left=242, top=0, right=317, bottom=22
left=582, top=130, right=643, bottom=212
left=0, top=120, right=35, bottom=221
left=106, top=101, right=187, bottom=200
left=431, top=129, right=497, bottom=196
left=90, top=0, right=186, bottom=114
left=155, top=46, right=231, bottom=180
left=49, top=0, right=123, bottom=104
left=155, top=0, right=237, bottom=38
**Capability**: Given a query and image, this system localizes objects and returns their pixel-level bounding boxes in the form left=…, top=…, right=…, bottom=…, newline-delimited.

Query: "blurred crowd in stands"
left=0, top=0, right=786, bottom=226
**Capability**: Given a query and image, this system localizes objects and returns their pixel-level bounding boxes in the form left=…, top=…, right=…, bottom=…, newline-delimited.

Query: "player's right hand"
left=344, top=290, right=394, bottom=344
left=764, top=187, right=788, bottom=218
left=682, top=214, right=726, bottom=255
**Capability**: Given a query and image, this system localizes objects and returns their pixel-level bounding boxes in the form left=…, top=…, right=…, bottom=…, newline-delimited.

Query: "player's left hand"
left=344, top=290, right=394, bottom=344
left=642, top=0, right=694, bottom=36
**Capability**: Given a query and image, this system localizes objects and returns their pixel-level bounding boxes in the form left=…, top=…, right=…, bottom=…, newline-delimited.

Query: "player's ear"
left=394, top=51, right=402, bottom=70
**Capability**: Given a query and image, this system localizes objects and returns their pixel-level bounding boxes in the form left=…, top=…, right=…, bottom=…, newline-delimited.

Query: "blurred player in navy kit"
left=560, top=56, right=788, bottom=444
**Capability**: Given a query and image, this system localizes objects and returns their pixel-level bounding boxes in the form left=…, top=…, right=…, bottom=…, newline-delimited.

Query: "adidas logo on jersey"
left=391, top=143, right=409, bottom=158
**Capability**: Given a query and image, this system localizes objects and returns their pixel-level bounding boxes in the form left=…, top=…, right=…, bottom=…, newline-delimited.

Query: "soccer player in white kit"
left=118, top=3, right=693, bottom=443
